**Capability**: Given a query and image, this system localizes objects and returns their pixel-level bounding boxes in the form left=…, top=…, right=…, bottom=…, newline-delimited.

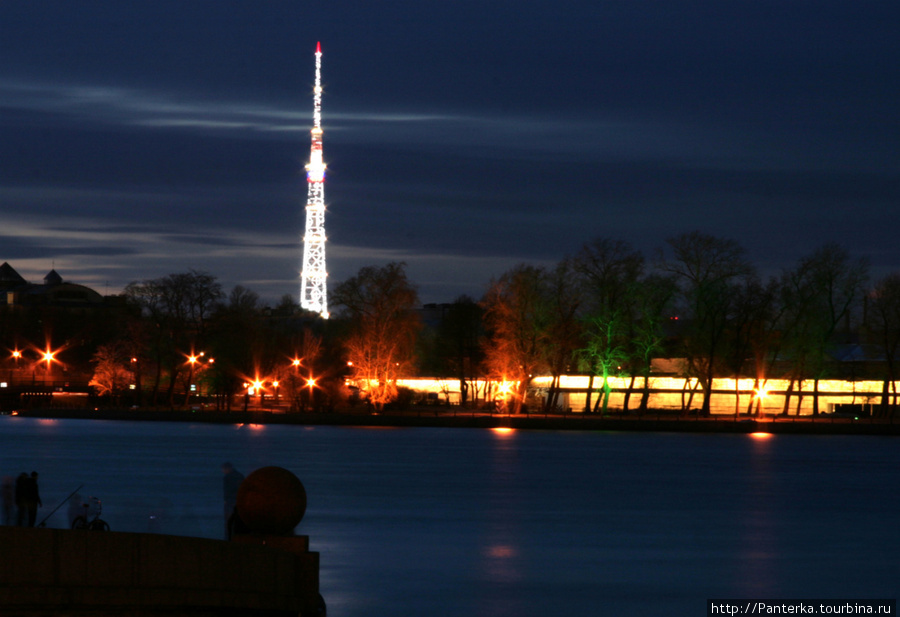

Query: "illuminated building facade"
left=300, top=42, right=329, bottom=318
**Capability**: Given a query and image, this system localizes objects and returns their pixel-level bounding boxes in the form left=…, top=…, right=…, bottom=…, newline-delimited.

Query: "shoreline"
left=8, top=407, right=900, bottom=436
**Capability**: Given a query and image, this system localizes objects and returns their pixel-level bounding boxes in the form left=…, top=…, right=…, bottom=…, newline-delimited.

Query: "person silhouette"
left=1, top=476, right=13, bottom=526
left=221, top=462, right=244, bottom=539
left=14, top=472, right=42, bottom=527
left=21, top=471, right=42, bottom=527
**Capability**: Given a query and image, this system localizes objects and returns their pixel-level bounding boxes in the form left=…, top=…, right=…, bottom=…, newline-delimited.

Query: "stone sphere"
left=236, top=466, right=307, bottom=535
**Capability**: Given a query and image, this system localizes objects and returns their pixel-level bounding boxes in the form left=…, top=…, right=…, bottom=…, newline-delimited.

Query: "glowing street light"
left=304, top=375, right=319, bottom=412
left=184, top=351, right=208, bottom=404
left=250, top=378, right=266, bottom=407
left=41, top=348, right=57, bottom=371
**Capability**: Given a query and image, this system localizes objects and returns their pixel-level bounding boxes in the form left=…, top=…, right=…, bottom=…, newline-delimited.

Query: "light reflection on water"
left=1, top=417, right=898, bottom=617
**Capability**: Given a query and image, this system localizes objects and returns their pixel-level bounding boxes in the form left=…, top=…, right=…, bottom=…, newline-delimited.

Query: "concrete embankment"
left=11, top=407, right=900, bottom=435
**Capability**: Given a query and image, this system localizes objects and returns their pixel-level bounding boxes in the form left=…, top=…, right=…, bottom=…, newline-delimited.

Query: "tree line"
left=473, top=231, right=894, bottom=417
left=3, top=231, right=899, bottom=416
left=339, top=231, right=897, bottom=417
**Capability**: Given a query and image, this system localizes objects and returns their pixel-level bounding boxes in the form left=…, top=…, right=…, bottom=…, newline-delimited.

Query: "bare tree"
left=541, top=260, right=585, bottom=413
left=659, top=231, right=755, bottom=415
left=778, top=244, right=868, bottom=415
left=89, top=341, right=134, bottom=405
left=426, top=296, right=484, bottom=407
left=722, top=276, right=781, bottom=416
left=125, top=270, right=224, bottom=407
left=481, top=265, right=551, bottom=414
left=630, top=274, right=678, bottom=414
left=124, top=279, right=169, bottom=406
left=866, top=272, right=900, bottom=416
left=332, top=262, right=421, bottom=410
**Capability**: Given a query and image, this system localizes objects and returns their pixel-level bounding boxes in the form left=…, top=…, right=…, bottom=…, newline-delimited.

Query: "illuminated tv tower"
left=300, top=41, right=329, bottom=318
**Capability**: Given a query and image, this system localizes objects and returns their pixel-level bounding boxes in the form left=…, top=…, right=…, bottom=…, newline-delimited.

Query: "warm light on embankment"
left=492, top=427, right=515, bottom=436
left=396, top=376, right=891, bottom=416
left=750, top=432, right=773, bottom=439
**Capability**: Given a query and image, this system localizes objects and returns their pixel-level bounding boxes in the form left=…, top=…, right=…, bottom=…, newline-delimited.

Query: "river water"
left=1, top=417, right=898, bottom=616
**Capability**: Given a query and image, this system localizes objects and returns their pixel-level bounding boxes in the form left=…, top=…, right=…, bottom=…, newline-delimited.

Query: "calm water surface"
left=1, top=417, right=898, bottom=616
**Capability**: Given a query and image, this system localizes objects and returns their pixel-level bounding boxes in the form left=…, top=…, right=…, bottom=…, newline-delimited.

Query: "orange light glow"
left=750, top=432, right=773, bottom=439
left=492, top=427, right=515, bottom=436
left=496, top=381, right=514, bottom=397
left=41, top=347, right=58, bottom=369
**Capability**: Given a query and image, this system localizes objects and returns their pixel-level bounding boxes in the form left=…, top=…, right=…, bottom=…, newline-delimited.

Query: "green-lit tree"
left=577, top=313, right=628, bottom=415
left=572, top=238, right=644, bottom=414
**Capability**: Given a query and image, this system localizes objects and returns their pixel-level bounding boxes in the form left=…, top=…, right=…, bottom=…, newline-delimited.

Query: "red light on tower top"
left=317, top=41, right=321, bottom=54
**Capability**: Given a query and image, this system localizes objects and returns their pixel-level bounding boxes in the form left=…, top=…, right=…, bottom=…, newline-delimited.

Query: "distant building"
left=0, top=262, right=104, bottom=307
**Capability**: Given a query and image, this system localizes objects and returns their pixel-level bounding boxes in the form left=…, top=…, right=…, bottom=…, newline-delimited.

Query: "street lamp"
left=42, top=349, right=56, bottom=371
left=252, top=379, right=265, bottom=407
left=306, top=376, right=317, bottom=412
left=38, top=345, right=60, bottom=386
left=11, top=349, right=21, bottom=378
left=185, top=351, right=206, bottom=406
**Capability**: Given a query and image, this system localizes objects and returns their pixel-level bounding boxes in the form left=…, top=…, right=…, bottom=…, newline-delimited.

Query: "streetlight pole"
left=9, top=350, right=21, bottom=388
left=291, top=358, right=302, bottom=412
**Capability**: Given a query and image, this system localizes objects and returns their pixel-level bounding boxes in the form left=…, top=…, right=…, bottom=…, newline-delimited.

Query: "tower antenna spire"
left=300, top=41, right=329, bottom=318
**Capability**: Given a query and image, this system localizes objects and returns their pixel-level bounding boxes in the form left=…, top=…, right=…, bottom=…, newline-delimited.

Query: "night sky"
left=1, top=1, right=898, bottom=303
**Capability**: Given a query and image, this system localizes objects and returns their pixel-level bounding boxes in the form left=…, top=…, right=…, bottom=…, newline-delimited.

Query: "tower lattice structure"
left=300, top=41, right=329, bottom=318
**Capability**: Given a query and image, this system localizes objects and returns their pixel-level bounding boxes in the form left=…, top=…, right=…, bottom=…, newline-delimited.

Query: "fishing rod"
left=37, top=483, right=84, bottom=528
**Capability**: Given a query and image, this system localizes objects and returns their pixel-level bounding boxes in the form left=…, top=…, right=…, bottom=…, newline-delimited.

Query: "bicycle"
left=71, top=496, right=111, bottom=531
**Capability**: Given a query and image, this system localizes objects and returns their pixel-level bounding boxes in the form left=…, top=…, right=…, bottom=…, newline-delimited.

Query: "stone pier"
left=0, top=525, right=321, bottom=616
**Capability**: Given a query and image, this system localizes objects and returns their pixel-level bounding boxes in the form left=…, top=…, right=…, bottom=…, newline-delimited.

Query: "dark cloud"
left=0, top=1, right=898, bottom=304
